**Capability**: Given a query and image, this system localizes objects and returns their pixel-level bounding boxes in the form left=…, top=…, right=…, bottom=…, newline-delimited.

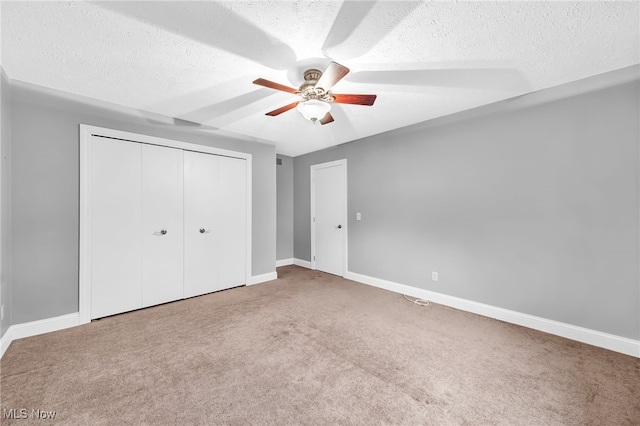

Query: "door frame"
left=79, top=124, right=252, bottom=324
left=310, top=159, right=347, bottom=276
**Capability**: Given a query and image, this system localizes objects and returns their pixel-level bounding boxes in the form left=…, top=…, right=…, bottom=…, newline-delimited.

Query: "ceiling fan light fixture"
left=254, top=61, right=375, bottom=124
left=296, top=99, right=331, bottom=122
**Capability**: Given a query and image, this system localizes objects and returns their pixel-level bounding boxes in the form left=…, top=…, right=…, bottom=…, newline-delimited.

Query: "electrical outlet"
left=432, top=272, right=438, bottom=282
left=356, top=212, right=361, bottom=221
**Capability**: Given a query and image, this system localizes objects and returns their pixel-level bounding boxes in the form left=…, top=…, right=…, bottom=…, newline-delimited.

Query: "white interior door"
left=90, top=137, right=142, bottom=319
left=142, top=144, right=184, bottom=307
left=312, top=160, right=346, bottom=276
left=184, top=151, right=219, bottom=298
left=218, top=156, right=247, bottom=289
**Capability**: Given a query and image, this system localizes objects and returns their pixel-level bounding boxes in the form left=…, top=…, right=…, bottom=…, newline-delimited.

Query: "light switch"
left=356, top=212, right=361, bottom=221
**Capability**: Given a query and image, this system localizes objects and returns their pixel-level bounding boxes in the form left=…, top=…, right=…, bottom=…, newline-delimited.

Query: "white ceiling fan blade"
left=328, top=104, right=358, bottom=136
left=322, top=1, right=376, bottom=52
left=96, top=1, right=297, bottom=70
left=179, top=89, right=275, bottom=124
left=322, top=1, right=421, bottom=60
left=348, top=69, right=530, bottom=91
left=316, top=61, right=350, bottom=91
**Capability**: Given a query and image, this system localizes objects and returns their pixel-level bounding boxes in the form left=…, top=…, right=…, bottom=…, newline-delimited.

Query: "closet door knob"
left=337, top=225, right=342, bottom=229
left=199, top=228, right=206, bottom=234
left=160, top=229, right=167, bottom=235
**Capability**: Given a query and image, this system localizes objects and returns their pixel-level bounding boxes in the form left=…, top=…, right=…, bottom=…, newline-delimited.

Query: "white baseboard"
left=1, top=271, right=280, bottom=358
left=276, top=258, right=294, bottom=267
left=6, top=272, right=635, bottom=359
left=247, top=271, right=278, bottom=285
left=1, top=312, right=81, bottom=359
left=293, top=258, right=312, bottom=269
left=0, top=327, right=13, bottom=358
left=345, top=271, right=640, bottom=358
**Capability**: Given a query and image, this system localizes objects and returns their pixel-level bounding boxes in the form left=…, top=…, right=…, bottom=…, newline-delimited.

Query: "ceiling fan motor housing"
left=300, top=68, right=333, bottom=102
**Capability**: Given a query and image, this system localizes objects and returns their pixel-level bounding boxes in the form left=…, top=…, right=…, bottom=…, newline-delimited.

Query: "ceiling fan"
left=253, top=61, right=377, bottom=125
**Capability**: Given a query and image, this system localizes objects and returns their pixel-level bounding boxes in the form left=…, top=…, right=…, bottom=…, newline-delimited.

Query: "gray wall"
left=1, top=69, right=12, bottom=338
left=10, top=81, right=276, bottom=325
left=276, top=154, right=294, bottom=261
left=294, top=67, right=640, bottom=340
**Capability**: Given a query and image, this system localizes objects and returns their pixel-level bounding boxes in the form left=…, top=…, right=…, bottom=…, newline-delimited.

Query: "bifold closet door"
left=184, top=153, right=247, bottom=297
left=90, top=137, right=142, bottom=319
left=218, top=156, right=247, bottom=290
left=184, top=151, right=219, bottom=298
left=142, top=144, right=184, bottom=307
left=89, top=137, right=246, bottom=318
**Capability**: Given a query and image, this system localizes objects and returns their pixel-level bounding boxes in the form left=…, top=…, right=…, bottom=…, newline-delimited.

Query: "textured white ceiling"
left=2, top=1, right=639, bottom=156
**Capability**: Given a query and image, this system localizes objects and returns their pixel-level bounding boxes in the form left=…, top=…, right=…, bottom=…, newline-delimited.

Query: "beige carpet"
left=1, top=265, right=639, bottom=425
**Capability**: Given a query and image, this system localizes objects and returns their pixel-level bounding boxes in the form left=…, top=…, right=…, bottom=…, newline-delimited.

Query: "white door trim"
left=310, top=159, right=347, bottom=276
left=79, top=124, right=253, bottom=324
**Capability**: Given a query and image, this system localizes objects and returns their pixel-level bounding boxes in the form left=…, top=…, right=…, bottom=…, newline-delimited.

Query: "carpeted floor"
left=1, top=265, right=639, bottom=425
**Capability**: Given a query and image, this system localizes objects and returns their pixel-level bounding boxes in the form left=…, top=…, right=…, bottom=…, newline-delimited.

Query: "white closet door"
left=91, top=137, right=142, bottom=319
left=183, top=151, right=219, bottom=298
left=218, top=156, right=247, bottom=289
left=142, top=144, right=184, bottom=307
